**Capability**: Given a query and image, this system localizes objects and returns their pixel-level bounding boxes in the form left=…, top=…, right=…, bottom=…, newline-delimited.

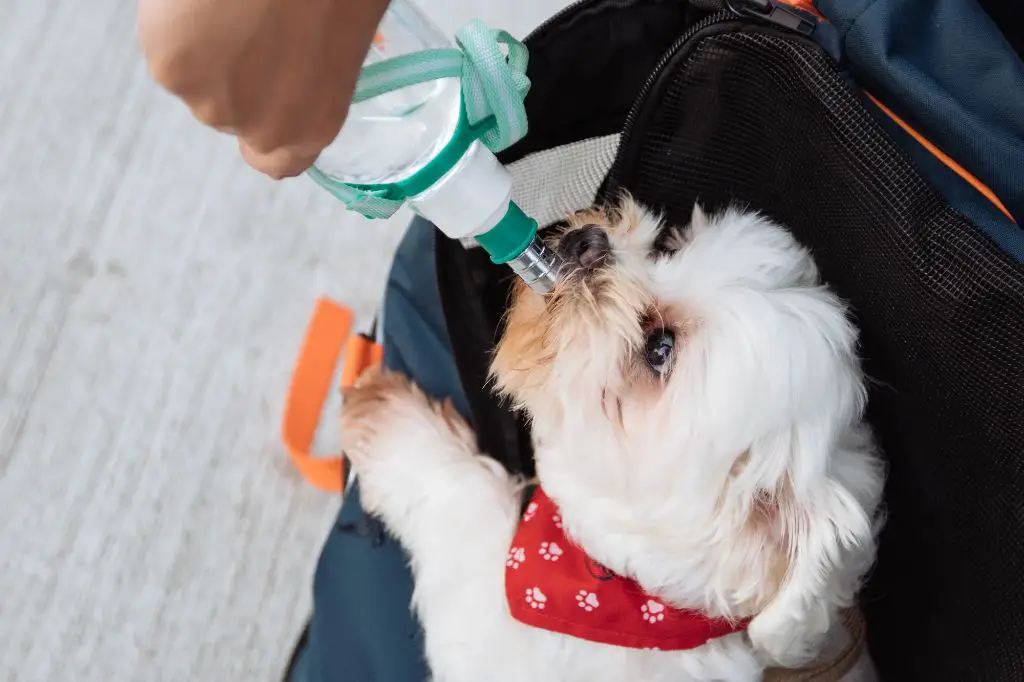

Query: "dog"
left=340, top=199, right=885, bottom=682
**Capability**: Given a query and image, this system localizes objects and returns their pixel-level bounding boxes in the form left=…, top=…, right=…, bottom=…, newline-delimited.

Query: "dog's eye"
left=644, top=329, right=675, bottom=375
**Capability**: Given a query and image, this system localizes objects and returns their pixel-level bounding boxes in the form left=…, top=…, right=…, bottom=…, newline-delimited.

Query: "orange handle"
left=342, top=334, right=385, bottom=389
left=281, top=297, right=383, bottom=493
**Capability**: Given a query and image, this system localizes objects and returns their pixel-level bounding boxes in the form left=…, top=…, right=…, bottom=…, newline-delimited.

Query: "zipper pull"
left=726, top=0, right=816, bottom=35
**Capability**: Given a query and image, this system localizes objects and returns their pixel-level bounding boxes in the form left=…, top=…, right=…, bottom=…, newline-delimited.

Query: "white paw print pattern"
left=539, top=541, right=564, bottom=561
left=575, top=590, right=600, bottom=612
left=641, top=599, right=666, bottom=623
left=525, top=587, right=547, bottom=610
left=506, top=546, right=526, bottom=570
left=522, top=502, right=538, bottom=522
left=552, top=513, right=563, bottom=529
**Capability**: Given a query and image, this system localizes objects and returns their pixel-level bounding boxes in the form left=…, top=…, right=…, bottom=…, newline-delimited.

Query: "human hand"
left=138, top=0, right=389, bottom=178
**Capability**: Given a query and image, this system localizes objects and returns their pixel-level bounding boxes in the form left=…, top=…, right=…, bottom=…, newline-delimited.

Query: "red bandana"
left=505, top=487, right=749, bottom=650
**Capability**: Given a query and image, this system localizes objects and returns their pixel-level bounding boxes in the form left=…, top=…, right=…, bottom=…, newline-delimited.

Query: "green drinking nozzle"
left=476, top=201, right=564, bottom=294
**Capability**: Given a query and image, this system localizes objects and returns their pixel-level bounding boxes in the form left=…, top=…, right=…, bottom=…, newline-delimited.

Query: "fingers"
left=138, top=0, right=388, bottom=181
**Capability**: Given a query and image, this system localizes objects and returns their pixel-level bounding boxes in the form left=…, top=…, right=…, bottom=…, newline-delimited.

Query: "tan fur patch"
left=339, top=368, right=417, bottom=456
left=742, top=482, right=797, bottom=611
left=563, top=194, right=644, bottom=237
left=341, top=368, right=477, bottom=459
left=566, top=206, right=609, bottom=230
left=730, top=450, right=752, bottom=477
left=436, top=395, right=475, bottom=443
left=711, top=476, right=793, bottom=615
left=490, top=280, right=554, bottom=406
left=341, top=366, right=411, bottom=420
left=609, top=195, right=645, bottom=235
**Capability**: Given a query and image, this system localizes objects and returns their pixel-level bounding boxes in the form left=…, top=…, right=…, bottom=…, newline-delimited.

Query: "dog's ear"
left=742, top=421, right=881, bottom=667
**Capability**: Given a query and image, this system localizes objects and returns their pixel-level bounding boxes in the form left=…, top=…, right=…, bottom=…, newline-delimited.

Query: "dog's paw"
left=340, top=367, right=476, bottom=471
left=748, top=603, right=831, bottom=668
left=339, top=367, right=413, bottom=466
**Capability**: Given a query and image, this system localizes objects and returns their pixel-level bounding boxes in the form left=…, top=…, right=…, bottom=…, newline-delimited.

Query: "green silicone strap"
left=308, top=19, right=531, bottom=220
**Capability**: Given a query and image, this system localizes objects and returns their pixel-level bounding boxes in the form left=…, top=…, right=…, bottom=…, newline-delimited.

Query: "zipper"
left=606, top=0, right=818, bottom=189
left=726, top=0, right=815, bottom=35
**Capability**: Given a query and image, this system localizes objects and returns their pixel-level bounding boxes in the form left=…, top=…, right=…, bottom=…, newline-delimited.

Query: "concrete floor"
left=0, top=0, right=569, bottom=679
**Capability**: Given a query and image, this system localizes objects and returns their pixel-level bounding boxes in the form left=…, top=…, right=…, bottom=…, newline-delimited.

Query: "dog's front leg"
left=340, top=367, right=522, bottom=548
left=341, top=368, right=527, bottom=680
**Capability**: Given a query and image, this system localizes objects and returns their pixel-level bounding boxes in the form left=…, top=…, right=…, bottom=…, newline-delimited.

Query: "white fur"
left=343, top=202, right=884, bottom=682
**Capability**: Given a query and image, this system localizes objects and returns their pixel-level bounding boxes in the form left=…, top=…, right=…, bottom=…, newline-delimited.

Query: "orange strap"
left=865, top=92, right=1016, bottom=224
left=780, top=3, right=1014, bottom=224
left=778, top=0, right=825, bottom=20
left=281, top=297, right=384, bottom=493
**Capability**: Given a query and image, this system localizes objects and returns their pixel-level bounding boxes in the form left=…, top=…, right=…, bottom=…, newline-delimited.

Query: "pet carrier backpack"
left=283, top=1, right=1023, bottom=680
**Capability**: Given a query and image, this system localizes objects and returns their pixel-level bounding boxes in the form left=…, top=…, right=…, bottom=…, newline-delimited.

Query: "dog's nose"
left=560, top=224, right=611, bottom=269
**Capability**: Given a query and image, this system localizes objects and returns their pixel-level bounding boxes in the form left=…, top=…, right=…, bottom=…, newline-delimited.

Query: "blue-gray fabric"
left=817, top=0, right=1024, bottom=236
left=290, top=218, right=458, bottom=682
left=863, top=92, right=1024, bottom=262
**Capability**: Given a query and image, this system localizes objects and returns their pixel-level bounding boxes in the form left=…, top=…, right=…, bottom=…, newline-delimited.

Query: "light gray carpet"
left=0, top=0, right=567, bottom=679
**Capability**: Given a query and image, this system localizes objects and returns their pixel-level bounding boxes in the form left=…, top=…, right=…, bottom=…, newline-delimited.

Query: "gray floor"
left=0, top=0, right=566, bottom=679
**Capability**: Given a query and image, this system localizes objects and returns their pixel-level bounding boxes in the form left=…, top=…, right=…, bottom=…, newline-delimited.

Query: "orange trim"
left=777, top=0, right=825, bottom=21
left=866, top=92, right=1016, bottom=224
left=281, top=297, right=384, bottom=493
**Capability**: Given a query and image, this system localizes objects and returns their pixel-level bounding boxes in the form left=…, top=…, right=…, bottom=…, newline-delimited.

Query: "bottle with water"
left=309, top=0, right=562, bottom=294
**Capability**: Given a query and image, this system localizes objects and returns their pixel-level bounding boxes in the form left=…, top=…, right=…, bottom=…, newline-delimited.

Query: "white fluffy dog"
left=341, top=199, right=885, bottom=682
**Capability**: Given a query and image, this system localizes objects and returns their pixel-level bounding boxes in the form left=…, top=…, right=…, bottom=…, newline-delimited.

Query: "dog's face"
left=492, top=199, right=882, bottom=631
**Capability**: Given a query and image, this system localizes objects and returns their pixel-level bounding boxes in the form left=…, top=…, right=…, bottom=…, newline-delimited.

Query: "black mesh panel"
left=610, top=28, right=1024, bottom=681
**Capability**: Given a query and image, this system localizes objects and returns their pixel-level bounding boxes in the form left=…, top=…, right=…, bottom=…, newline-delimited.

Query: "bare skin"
left=138, top=0, right=390, bottom=178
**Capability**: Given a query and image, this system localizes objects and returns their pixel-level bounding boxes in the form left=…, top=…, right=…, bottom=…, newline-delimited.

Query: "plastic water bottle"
left=310, top=0, right=563, bottom=294
left=313, top=4, right=459, bottom=186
